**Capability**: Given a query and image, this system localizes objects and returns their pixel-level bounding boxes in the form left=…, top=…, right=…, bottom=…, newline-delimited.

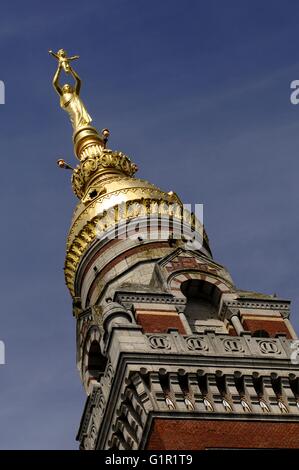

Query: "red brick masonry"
left=242, top=319, right=292, bottom=339
left=136, top=312, right=186, bottom=334
left=146, top=418, right=299, bottom=449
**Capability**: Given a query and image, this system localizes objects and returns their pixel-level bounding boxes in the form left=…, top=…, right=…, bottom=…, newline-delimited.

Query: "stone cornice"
left=114, top=291, right=186, bottom=309
left=221, top=299, right=290, bottom=319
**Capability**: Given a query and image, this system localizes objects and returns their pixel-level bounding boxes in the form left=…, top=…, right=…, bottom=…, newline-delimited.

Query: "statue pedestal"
left=73, top=126, right=106, bottom=160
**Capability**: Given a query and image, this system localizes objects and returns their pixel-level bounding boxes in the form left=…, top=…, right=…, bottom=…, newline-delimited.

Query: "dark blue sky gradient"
left=0, top=0, right=299, bottom=449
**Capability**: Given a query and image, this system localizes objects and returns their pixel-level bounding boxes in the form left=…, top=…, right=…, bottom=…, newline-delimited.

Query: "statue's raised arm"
left=69, top=66, right=81, bottom=96
left=52, top=62, right=63, bottom=96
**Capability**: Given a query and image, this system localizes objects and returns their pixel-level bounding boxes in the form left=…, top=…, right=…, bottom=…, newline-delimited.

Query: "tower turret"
left=50, top=51, right=299, bottom=450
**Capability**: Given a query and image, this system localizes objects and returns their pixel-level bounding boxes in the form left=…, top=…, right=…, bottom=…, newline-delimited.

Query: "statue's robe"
left=60, top=92, right=92, bottom=131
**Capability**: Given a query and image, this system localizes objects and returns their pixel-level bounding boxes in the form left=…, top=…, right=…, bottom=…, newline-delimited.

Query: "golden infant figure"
left=49, top=48, right=79, bottom=73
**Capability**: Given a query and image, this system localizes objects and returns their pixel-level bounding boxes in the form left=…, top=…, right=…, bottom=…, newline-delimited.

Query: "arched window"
left=87, top=341, right=107, bottom=380
left=181, top=279, right=226, bottom=333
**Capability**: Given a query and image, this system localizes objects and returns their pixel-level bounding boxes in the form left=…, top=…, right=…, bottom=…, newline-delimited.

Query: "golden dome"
left=65, top=130, right=188, bottom=296
left=63, top=125, right=209, bottom=297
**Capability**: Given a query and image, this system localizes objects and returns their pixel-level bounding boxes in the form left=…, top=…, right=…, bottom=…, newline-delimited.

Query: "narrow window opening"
left=252, top=374, right=263, bottom=397
left=252, top=330, right=270, bottom=338
left=87, top=341, right=107, bottom=380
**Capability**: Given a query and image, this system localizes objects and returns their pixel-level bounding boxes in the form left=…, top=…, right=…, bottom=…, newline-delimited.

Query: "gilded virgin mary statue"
left=50, top=49, right=92, bottom=132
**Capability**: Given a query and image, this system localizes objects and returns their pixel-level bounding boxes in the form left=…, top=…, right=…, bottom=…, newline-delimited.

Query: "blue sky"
left=0, top=0, right=299, bottom=449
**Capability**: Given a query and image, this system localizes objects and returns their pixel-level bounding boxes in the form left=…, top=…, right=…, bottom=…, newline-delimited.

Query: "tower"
left=51, top=52, right=299, bottom=450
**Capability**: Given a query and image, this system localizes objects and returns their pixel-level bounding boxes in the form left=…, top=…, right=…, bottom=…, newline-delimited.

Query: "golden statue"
left=50, top=49, right=92, bottom=132
left=49, top=49, right=79, bottom=73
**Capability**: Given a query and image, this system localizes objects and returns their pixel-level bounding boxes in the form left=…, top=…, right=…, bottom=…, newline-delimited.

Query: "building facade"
left=55, top=59, right=299, bottom=450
